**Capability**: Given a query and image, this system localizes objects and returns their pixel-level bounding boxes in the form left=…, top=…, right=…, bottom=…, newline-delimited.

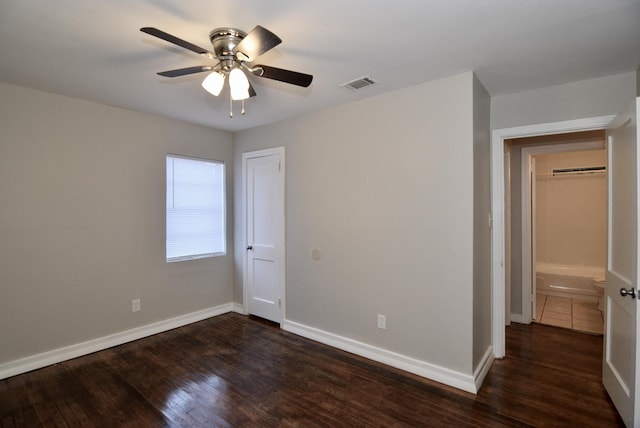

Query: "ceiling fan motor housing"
left=209, top=28, right=247, bottom=69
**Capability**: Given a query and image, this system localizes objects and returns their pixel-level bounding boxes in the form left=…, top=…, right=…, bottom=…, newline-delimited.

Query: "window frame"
left=165, top=153, right=226, bottom=263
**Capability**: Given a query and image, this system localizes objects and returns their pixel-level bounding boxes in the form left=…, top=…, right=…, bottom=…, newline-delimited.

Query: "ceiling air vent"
left=340, top=76, right=377, bottom=91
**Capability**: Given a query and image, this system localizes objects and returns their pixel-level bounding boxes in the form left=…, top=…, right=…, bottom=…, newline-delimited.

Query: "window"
left=166, top=154, right=226, bottom=262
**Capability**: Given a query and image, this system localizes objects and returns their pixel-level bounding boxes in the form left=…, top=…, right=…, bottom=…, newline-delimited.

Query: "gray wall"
left=491, top=72, right=636, bottom=130
left=0, top=83, right=234, bottom=365
left=234, top=72, right=486, bottom=375
left=492, top=73, right=637, bottom=318
left=472, top=74, right=492, bottom=369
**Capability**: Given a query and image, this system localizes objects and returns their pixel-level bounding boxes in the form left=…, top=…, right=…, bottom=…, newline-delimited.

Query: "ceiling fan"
left=140, top=25, right=313, bottom=117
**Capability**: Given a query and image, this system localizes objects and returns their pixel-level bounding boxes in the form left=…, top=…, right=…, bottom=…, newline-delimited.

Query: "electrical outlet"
left=377, top=314, right=386, bottom=330
left=132, top=298, right=141, bottom=312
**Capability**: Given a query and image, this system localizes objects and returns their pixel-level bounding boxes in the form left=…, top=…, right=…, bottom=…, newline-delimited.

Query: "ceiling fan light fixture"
left=229, top=68, right=250, bottom=100
left=202, top=71, right=225, bottom=96
left=141, top=25, right=314, bottom=117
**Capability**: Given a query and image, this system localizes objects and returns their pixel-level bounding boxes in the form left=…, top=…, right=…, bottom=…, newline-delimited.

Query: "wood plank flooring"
left=0, top=313, right=624, bottom=427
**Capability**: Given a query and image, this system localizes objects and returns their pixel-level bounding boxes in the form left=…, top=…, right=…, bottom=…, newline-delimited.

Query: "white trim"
left=474, top=346, right=495, bottom=392
left=491, top=115, right=616, bottom=358
left=510, top=313, right=527, bottom=324
left=521, top=153, right=535, bottom=323
left=282, top=319, right=480, bottom=394
left=504, top=148, right=512, bottom=325
left=232, top=302, right=246, bottom=314
left=241, top=147, right=286, bottom=323
left=0, top=303, right=234, bottom=380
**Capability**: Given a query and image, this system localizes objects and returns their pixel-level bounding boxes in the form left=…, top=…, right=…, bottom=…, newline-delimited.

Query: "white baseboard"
left=0, top=303, right=234, bottom=380
left=3, top=305, right=493, bottom=395
left=282, top=319, right=480, bottom=394
left=231, top=302, right=246, bottom=314
left=474, top=346, right=494, bottom=392
left=510, top=313, right=529, bottom=324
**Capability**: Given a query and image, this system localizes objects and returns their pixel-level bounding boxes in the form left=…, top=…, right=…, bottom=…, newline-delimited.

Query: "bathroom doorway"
left=491, top=115, right=615, bottom=358
left=514, top=130, right=607, bottom=335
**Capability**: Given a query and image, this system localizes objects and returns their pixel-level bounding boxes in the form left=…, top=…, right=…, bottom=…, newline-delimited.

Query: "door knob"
left=246, top=246, right=253, bottom=250
left=620, top=288, right=636, bottom=298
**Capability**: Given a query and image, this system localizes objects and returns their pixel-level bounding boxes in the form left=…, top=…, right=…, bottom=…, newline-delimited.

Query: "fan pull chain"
left=227, top=91, right=247, bottom=118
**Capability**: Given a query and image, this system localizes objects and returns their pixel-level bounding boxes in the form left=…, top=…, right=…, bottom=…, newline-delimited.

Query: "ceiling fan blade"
left=253, top=65, right=313, bottom=87
left=157, top=66, right=213, bottom=77
left=233, top=26, right=282, bottom=62
left=141, top=27, right=213, bottom=57
left=248, top=81, right=257, bottom=98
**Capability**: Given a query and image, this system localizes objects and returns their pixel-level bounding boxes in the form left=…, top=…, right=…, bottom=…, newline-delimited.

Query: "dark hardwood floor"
left=0, top=313, right=624, bottom=427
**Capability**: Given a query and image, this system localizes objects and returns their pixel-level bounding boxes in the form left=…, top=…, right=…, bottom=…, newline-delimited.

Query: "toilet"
left=592, top=278, right=606, bottom=312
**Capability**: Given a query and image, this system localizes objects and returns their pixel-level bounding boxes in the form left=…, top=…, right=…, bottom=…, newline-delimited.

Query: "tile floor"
left=535, top=294, right=603, bottom=335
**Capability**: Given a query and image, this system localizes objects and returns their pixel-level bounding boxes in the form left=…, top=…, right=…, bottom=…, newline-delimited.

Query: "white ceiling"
left=1, top=0, right=639, bottom=132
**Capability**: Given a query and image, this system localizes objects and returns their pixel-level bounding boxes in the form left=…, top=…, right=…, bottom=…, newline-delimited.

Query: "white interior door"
left=243, top=147, right=285, bottom=323
left=603, top=97, right=639, bottom=427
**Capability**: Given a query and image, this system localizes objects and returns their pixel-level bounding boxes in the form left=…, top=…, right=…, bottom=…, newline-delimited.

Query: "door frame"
left=241, top=146, right=286, bottom=321
left=491, top=115, right=616, bottom=357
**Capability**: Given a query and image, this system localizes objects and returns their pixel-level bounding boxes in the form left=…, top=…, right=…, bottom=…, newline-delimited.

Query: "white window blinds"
left=166, top=155, right=226, bottom=262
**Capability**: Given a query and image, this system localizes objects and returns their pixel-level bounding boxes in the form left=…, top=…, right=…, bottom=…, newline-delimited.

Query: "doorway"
left=492, top=102, right=639, bottom=425
left=516, top=134, right=606, bottom=334
left=242, top=147, right=285, bottom=324
left=490, top=115, right=616, bottom=358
